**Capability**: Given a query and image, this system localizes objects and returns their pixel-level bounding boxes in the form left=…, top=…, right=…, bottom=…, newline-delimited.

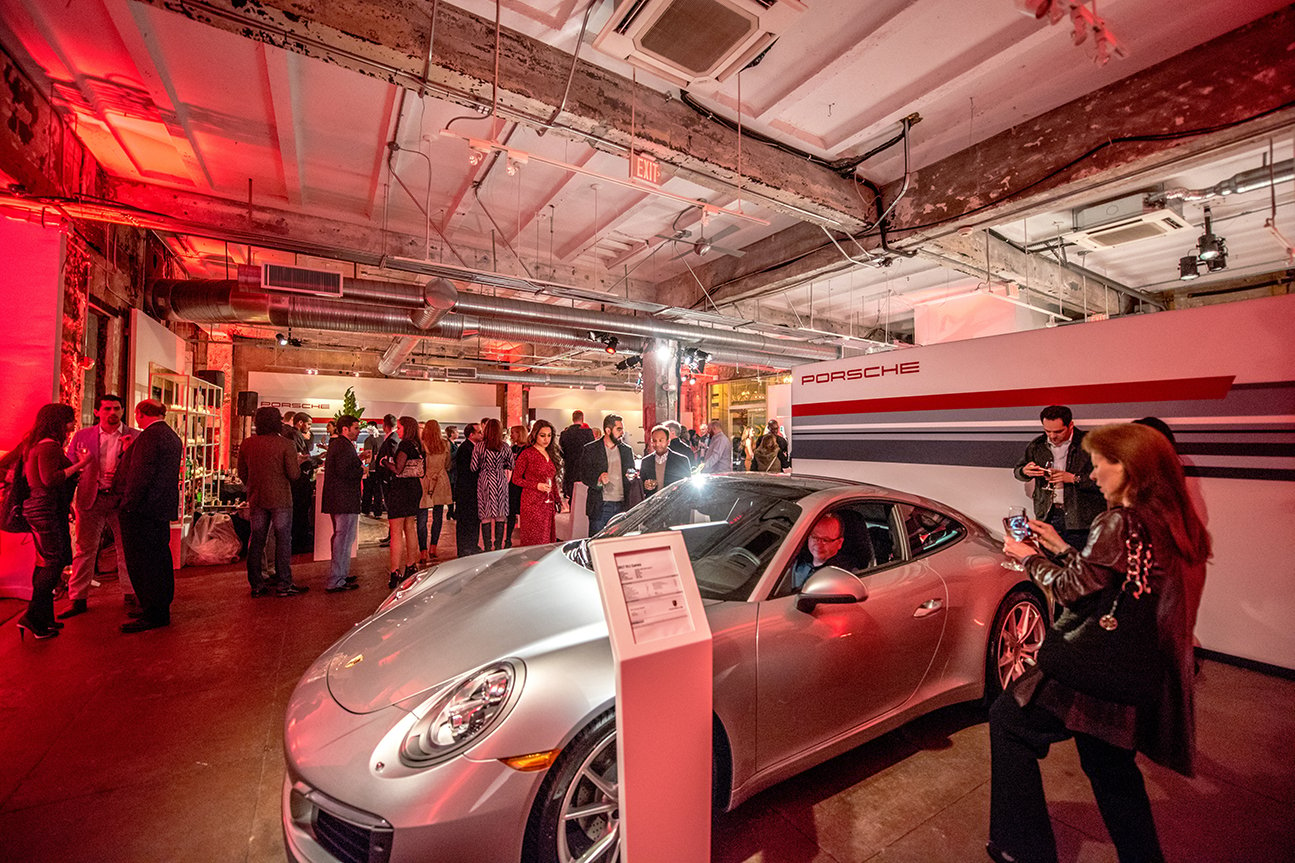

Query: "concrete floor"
left=1, top=517, right=1292, bottom=863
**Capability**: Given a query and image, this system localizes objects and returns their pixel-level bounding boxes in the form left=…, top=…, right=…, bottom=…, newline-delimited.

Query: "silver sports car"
left=283, top=475, right=1047, bottom=863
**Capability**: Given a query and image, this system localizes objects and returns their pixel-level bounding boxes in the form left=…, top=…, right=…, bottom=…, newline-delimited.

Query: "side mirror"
left=796, top=566, right=868, bottom=613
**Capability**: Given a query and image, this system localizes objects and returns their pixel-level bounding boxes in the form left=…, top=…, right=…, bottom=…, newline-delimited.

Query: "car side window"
left=773, top=501, right=899, bottom=598
left=901, top=505, right=966, bottom=558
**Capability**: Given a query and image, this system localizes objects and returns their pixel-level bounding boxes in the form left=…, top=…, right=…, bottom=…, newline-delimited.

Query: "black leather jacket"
left=1012, top=427, right=1106, bottom=529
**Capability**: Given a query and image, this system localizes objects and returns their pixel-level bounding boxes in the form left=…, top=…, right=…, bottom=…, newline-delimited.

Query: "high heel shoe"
left=16, top=617, right=59, bottom=640
left=387, top=571, right=402, bottom=590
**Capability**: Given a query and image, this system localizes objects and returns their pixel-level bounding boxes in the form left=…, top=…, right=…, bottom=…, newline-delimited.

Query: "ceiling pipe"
left=406, top=365, right=640, bottom=391
left=450, top=294, right=840, bottom=361
left=1164, top=159, right=1294, bottom=203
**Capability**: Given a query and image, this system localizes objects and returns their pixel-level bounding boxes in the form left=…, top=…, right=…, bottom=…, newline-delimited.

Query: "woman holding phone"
left=991, top=423, right=1209, bottom=863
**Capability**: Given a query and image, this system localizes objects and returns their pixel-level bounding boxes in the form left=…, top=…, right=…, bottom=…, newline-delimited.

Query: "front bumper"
left=281, top=668, right=545, bottom=863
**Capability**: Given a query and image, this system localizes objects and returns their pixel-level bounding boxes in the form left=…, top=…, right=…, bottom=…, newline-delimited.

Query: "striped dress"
left=471, top=443, right=515, bottom=521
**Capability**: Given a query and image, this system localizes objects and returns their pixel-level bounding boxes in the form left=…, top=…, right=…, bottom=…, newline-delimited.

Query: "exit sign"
left=631, top=152, right=661, bottom=186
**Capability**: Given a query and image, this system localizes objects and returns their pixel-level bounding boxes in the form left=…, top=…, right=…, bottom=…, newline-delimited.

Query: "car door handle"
left=913, top=599, right=943, bottom=618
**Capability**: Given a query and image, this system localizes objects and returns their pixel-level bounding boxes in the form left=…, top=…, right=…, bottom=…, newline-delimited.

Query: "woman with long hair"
left=1, top=403, right=92, bottom=640
left=992, top=423, right=1210, bottom=863
left=471, top=418, right=515, bottom=551
left=752, top=431, right=783, bottom=473
left=417, top=419, right=452, bottom=563
left=510, top=420, right=563, bottom=546
left=383, top=415, right=425, bottom=588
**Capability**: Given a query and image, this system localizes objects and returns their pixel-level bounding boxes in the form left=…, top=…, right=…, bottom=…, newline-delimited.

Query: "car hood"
left=326, top=544, right=610, bottom=714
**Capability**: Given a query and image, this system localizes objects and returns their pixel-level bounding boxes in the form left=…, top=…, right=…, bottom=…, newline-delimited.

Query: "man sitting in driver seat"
left=793, top=513, right=859, bottom=588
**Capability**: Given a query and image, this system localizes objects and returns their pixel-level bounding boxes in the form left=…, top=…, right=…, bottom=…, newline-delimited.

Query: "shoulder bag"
left=1, top=453, right=31, bottom=533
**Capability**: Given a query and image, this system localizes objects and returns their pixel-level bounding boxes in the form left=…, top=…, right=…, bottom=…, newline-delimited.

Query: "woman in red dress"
left=510, top=420, right=563, bottom=546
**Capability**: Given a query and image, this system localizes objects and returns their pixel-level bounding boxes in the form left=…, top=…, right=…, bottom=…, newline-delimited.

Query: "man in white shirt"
left=61, top=394, right=139, bottom=618
left=701, top=419, right=732, bottom=474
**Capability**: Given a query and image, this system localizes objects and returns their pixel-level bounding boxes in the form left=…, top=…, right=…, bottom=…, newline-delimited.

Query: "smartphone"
left=1003, top=514, right=1033, bottom=542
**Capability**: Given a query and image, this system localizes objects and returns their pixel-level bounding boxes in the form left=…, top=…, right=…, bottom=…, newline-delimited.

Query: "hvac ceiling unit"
left=1065, top=194, right=1195, bottom=251
left=422, top=366, right=479, bottom=381
left=592, top=0, right=806, bottom=88
left=259, top=264, right=344, bottom=297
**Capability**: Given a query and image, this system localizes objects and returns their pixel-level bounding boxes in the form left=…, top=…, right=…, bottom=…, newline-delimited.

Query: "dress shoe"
left=277, top=584, right=310, bottom=597
left=325, top=583, right=360, bottom=593
left=986, top=841, right=1023, bottom=863
left=126, top=609, right=147, bottom=619
left=121, top=618, right=169, bottom=633
left=345, top=575, right=358, bottom=584
left=58, top=598, right=88, bottom=619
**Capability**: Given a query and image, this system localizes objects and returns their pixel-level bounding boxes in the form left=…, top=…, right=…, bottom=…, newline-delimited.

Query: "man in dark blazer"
left=558, top=410, right=595, bottom=503
left=581, top=414, right=636, bottom=535
left=642, top=425, right=691, bottom=498
left=453, top=423, right=482, bottom=557
left=664, top=420, right=694, bottom=466
left=374, top=413, right=399, bottom=548
left=115, top=399, right=183, bottom=632
left=321, top=414, right=363, bottom=592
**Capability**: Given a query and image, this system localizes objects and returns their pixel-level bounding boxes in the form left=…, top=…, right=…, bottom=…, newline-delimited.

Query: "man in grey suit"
left=60, top=394, right=138, bottom=619
left=115, top=399, right=183, bottom=632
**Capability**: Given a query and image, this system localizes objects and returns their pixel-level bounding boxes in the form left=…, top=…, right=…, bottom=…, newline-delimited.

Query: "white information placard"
left=590, top=532, right=712, bottom=863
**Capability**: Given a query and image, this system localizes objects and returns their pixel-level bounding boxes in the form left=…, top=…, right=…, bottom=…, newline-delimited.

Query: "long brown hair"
left=422, top=419, right=447, bottom=455
left=397, top=416, right=423, bottom=455
left=482, top=418, right=504, bottom=452
left=528, top=419, right=563, bottom=484
left=1083, top=423, right=1211, bottom=565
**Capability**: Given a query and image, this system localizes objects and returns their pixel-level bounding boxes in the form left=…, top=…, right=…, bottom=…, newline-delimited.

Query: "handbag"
left=2, top=454, right=31, bottom=534
left=1034, top=512, right=1162, bottom=705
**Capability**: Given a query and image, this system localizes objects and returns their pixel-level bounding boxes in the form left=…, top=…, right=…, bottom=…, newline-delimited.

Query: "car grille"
left=313, top=808, right=393, bottom=863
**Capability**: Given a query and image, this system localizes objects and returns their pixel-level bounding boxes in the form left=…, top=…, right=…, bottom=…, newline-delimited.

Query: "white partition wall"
left=247, top=372, right=498, bottom=426
left=791, top=295, right=1295, bottom=670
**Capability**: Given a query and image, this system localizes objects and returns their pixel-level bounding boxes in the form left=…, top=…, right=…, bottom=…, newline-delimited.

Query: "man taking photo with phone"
left=1013, top=404, right=1105, bottom=550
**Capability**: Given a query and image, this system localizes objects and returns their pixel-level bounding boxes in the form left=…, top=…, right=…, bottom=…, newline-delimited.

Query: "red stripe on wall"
left=792, top=376, right=1236, bottom=418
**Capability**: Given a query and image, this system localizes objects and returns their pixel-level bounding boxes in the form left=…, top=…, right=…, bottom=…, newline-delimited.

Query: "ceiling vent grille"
left=423, top=366, right=479, bottom=381
left=260, top=264, right=344, bottom=297
left=593, top=0, right=805, bottom=88
left=1065, top=195, right=1195, bottom=251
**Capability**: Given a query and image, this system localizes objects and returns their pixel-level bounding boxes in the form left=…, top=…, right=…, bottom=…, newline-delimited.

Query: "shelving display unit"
left=149, top=365, right=226, bottom=538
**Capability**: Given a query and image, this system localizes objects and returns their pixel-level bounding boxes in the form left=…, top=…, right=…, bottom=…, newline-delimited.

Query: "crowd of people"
left=1, top=398, right=786, bottom=638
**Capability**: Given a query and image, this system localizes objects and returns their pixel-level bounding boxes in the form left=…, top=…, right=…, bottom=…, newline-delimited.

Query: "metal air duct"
left=1164, top=159, right=1294, bottom=203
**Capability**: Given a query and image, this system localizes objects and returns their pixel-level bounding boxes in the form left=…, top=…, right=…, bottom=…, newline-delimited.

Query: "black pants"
left=989, top=692, right=1164, bottom=863
left=362, top=475, right=385, bottom=516
left=26, top=510, right=71, bottom=629
left=118, top=512, right=174, bottom=624
left=1046, top=506, right=1090, bottom=552
left=454, top=490, right=480, bottom=557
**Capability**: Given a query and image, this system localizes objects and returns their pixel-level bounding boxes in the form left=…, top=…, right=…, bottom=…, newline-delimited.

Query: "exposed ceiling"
left=1, top=0, right=1292, bottom=380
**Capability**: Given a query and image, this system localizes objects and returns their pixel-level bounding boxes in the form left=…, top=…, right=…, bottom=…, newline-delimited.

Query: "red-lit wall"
left=0, top=219, right=65, bottom=598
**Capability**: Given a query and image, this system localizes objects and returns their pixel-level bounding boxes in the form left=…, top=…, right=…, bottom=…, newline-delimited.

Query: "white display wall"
left=790, top=294, right=1295, bottom=671
left=528, top=387, right=645, bottom=449
left=129, top=308, right=188, bottom=406
left=247, top=372, right=499, bottom=428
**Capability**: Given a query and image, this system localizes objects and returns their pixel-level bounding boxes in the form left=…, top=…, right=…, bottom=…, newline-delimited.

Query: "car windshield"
left=575, top=476, right=806, bottom=601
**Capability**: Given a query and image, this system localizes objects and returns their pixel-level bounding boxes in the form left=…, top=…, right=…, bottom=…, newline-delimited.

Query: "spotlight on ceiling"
left=601, top=335, right=619, bottom=354
left=1178, top=255, right=1200, bottom=281
left=615, top=355, right=642, bottom=371
left=686, top=374, right=697, bottom=386
left=1196, top=205, right=1225, bottom=261
left=276, top=332, right=289, bottom=346
left=693, top=350, right=709, bottom=374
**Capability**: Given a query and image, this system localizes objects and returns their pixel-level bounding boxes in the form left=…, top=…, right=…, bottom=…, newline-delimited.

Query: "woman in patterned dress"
left=511, top=420, right=563, bottom=546
left=418, top=419, right=452, bottom=562
left=471, top=418, right=515, bottom=551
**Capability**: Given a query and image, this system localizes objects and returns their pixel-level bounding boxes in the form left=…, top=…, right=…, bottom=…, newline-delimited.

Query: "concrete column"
left=641, top=339, right=678, bottom=434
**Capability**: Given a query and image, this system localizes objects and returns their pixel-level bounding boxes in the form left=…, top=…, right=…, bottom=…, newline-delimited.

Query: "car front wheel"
left=986, top=588, right=1047, bottom=701
left=524, top=709, right=620, bottom=863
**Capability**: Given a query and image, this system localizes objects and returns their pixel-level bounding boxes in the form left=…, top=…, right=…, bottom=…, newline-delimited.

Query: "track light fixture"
left=600, top=334, right=619, bottom=354
left=680, top=347, right=710, bottom=374
left=615, top=355, right=642, bottom=371
left=276, top=332, right=289, bottom=346
left=1178, top=205, right=1228, bottom=281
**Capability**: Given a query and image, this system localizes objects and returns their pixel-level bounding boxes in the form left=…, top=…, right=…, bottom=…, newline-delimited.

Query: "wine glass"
left=1001, top=505, right=1031, bottom=571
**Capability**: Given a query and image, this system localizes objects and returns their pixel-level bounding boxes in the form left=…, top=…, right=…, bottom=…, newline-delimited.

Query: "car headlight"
left=400, top=661, right=519, bottom=767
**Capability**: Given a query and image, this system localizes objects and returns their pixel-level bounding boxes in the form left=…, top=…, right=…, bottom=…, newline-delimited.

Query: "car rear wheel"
left=524, top=709, right=620, bottom=863
left=986, top=588, right=1047, bottom=701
